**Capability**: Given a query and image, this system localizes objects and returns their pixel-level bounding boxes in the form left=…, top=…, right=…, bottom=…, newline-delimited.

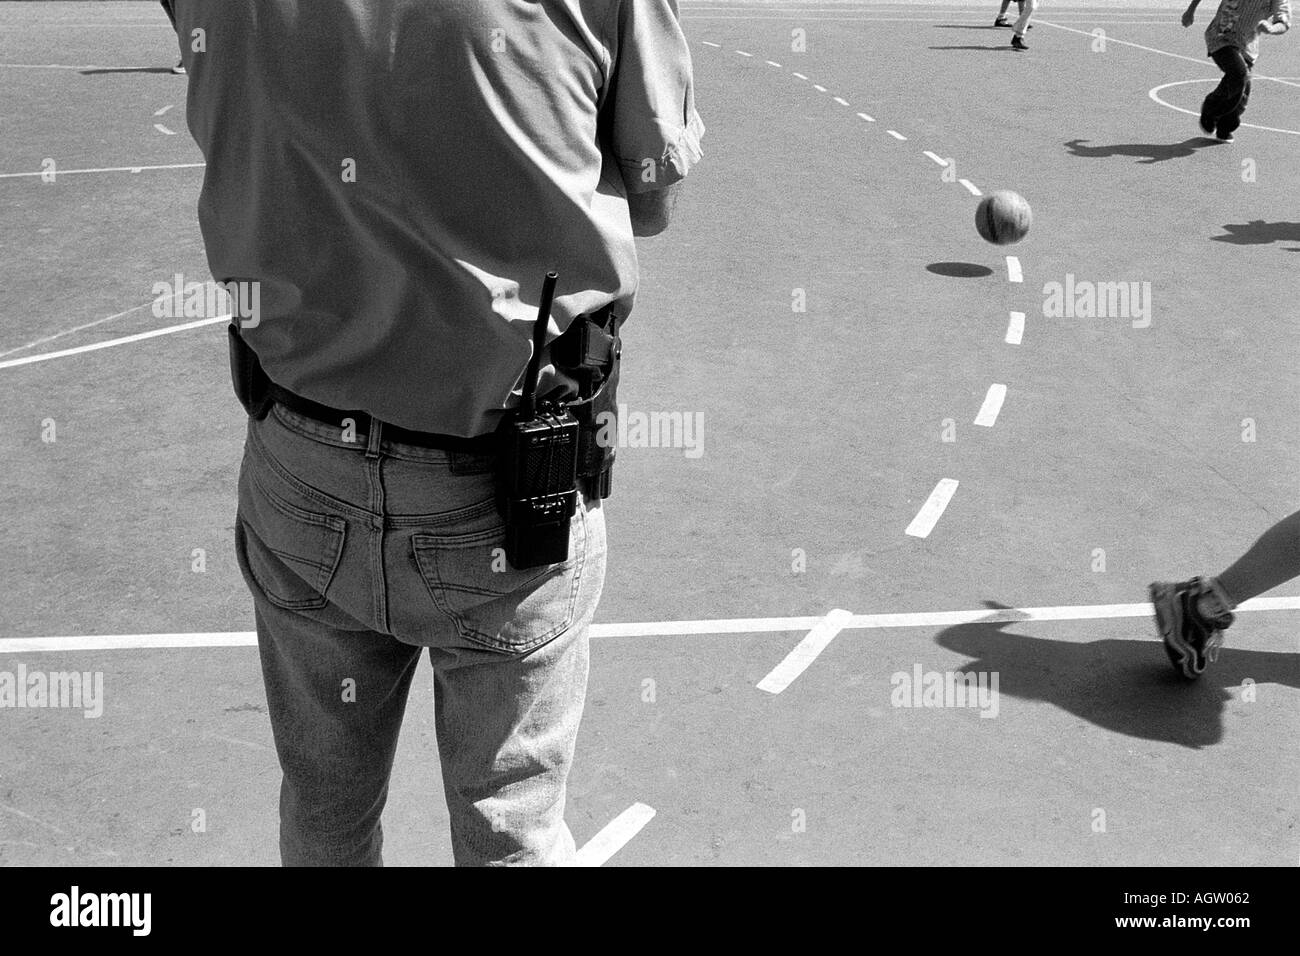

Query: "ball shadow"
left=927, top=262, right=995, bottom=278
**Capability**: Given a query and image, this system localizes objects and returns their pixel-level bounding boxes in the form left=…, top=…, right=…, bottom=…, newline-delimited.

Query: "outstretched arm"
left=1258, top=0, right=1291, bottom=33
left=1182, top=0, right=1202, bottom=27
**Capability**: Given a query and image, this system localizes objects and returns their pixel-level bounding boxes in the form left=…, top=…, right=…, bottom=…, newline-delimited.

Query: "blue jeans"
left=234, top=403, right=606, bottom=866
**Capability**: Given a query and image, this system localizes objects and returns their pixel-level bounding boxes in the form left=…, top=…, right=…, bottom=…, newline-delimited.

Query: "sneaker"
left=994, top=17, right=1012, bottom=26
left=172, top=60, right=186, bottom=75
left=1215, top=130, right=1235, bottom=143
left=1011, top=34, right=1029, bottom=50
left=1198, top=112, right=1214, bottom=136
left=1149, top=578, right=1233, bottom=680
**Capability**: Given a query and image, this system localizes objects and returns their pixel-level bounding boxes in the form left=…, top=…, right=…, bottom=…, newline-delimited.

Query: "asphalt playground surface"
left=1, top=1, right=1298, bottom=866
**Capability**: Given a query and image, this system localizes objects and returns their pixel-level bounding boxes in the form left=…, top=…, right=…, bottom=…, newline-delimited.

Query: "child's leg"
left=1012, top=0, right=1037, bottom=37
left=1212, top=509, right=1300, bottom=607
left=1200, top=47, right=1250, bottom=129
left=997, top=0, right=1013, bottom=17
left=1216, top=68, right=1253, bottom=136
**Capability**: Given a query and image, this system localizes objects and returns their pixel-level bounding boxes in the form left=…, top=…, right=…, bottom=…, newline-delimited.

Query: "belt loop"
left=365, top=417, right=383, bottom=459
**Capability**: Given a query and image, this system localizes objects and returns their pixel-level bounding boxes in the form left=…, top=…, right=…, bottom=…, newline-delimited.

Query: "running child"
left=1182, top=0, right=1290, bottom=142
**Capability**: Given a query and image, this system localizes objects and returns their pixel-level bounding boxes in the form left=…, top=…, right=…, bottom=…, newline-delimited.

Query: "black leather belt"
left=268, top=383, right=500, bottom=454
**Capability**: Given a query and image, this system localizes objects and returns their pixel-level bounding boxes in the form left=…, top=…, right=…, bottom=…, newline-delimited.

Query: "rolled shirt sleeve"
left=603, top=0, right=705, bottom=195
left=1272, top=0, right=1291, bottom=26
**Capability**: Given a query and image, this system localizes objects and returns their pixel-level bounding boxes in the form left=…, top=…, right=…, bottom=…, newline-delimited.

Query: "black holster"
left=552, top=306, right=622, bottom=499
left=228, top=321, right=274, bottom=420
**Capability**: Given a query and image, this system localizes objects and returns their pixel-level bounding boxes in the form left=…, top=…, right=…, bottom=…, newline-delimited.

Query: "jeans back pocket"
left=411, top=508, right=587, bottom=653
left=237, top=468, right=348, bottom=611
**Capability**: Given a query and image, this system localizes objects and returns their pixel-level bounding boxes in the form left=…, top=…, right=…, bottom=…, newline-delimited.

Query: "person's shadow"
left=1065, top=137, right=1222, bottom=164
left=933, top=601, right=1299, bottom=749
left=929, top=45, right=1013, bottom=52
left=1210, top=220, right=1300, bottom=249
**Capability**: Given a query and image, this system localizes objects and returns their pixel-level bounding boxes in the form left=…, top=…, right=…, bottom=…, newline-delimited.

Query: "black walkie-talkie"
left=496, top=272, right=580, bottom=569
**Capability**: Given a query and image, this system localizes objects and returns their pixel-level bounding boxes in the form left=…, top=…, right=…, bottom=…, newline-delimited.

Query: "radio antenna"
left=519, top=271, right=558, bottom=418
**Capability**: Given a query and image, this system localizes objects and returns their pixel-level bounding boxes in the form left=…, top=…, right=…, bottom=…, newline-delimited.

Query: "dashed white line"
left=575, top=803, right=656, bottom=867
left=792, top=72, right=808, bottom=80
left=153, top=104, right=173, bottom=117
left=833, top=96, right=850, bottom=106
left=702, top=41, right=721, bottom=48
left=765, top=60, right=782, bottom=67
left=905, top=479, right=959, bottom=538
left=735, top=49, right=753, bottom=57
left=153, top=123, right=176, bottom=136
left=0, top=316, right=229, bottom=371
left=958, top=178, right=982, bottom=196
left=886, top=130, right=907, bottom=140
left=856, top=112, right=875, bottom=122
left=1005, top=311, right=1026, bottom=345
left=1006, top=256, right=1024, bottom=283
left=757, top=609, right=854, bottom=694
left=974, top=383, right=1008, bottom=427
left=813, top=83, right=828, bottom=92
left=923, top=151, right=948, bottom=166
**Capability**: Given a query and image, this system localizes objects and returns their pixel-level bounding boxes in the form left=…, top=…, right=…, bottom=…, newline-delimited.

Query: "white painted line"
left=1036, top=19, right=1226, bottom=67
left=574, top=803, right=656, bottom=867
left=153, top=104, right=173, bottom=117
left=923, top=151, right=948, bottom=166
left=1148, top=79, right=1300, bottom=136
left=792, top=72, right=808, bottom=80
left=1, top=632, right=260, bottom=653
left=833, top=96, right=850, bottom=106
left=1006, top=256, right=1023, bottom=283
left=905, top=479, right=959, bottom=538
left=0, top=161, right=205, bottom=181
left=152, top=123, right=176, bottom=136
left=974, top=383, right=1008, bottom=427
left=0, top=301, right=155, bottom=359
left=886, top=130, right=907, bottom=141
left=7, top=596, right=1300, bottom=652
left=856, top=112, right=875, bottom=122
left=0, top=316, right=228, bottom=371
left=813, top=84, right=827, bottom=92
left=757, top=609, right=854, bottom=694
left=1049, top=21, right=1300, bottom=86
left=765, top=60, right=782, bottom=67
left=959, top=179, right=982, bottom=196
left=0, top=62, right=116, bottom=70
left=680, top=15, right=1193, bottom=23
left=735, top=49, right=753, bottom=57
left=1005, top=311, right=1026, bottom=345
left=701, top=41, right=721, bottom=48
